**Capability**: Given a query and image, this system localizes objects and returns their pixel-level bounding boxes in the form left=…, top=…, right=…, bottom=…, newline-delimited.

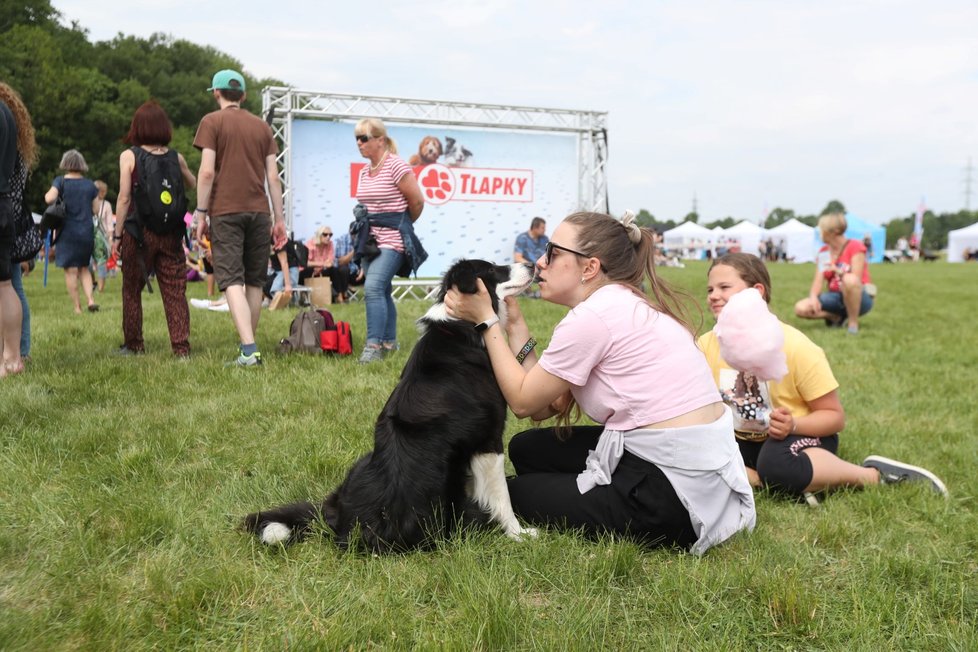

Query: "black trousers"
left=738, top=434, right=840, bottom=496
left=507, top=427, right=697, bottom=550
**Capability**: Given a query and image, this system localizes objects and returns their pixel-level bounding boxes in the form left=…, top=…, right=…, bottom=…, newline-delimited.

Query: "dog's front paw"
left=506, top=526, right=539, bottom=542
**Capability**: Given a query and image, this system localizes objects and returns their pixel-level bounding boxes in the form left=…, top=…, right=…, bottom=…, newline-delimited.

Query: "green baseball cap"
left=208, top=69, right=246, bottom=92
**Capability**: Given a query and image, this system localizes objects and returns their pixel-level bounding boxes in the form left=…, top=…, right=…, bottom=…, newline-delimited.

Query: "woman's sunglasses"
left=355, top=134, right=374, bottom=144
left=545, top=241, right=590, bottom=266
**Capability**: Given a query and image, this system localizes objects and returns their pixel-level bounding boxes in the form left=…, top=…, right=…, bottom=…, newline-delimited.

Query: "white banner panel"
left=290, top=120, right=578, bottom=276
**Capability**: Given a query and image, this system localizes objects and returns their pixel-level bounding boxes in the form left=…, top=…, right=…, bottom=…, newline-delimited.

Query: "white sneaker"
left=862, top=455, right=948, bottom=497
left=208, top=302, right=230, bottom=312
left=190, top=298, right=210, bottom=309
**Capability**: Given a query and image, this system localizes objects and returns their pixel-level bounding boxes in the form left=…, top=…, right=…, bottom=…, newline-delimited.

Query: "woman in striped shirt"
left=353, top=118, right=425, bottom=364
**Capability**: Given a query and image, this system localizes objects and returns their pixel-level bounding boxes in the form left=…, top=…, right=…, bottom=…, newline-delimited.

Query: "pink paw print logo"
left=419, top=164, right=454, bottom=205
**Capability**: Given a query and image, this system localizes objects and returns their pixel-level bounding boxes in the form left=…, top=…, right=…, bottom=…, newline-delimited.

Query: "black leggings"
left=738, top=434, right=840, bottom=496
left=507, top=427, right=697, bottom=550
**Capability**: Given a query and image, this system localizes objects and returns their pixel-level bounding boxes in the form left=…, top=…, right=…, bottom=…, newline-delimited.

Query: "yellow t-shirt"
left=697, top=321, right=839, bottom=424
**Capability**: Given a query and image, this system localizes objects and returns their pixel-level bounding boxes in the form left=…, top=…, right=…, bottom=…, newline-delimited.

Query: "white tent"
left=766, top=218, right=816, bottom=263
left=947, top=221, right=978, bottom=262
left=724, top=221, right=767, bottom=257
left=663, top=221, right=714, bottom=247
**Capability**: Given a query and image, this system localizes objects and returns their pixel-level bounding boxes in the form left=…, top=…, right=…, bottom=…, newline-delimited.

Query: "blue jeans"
left=362, top=248, right=404, bottom=345
left=818, top=290, right=873, bottom=318
left=270, top=267, right=299, bottom=295
left=10, top=261, right=30, bottom=357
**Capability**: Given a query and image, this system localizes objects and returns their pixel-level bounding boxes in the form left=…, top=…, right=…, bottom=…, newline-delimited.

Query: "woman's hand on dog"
left=445, top=279, right=494, bottom=324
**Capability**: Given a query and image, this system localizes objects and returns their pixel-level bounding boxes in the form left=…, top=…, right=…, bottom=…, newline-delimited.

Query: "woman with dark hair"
left=1, top=82, right=38, bottom=377
left=445, top=211, right=755, bottom=555
left=110, top=100, right=196, bottom=356
left=44, top=149, right=99, bottom=314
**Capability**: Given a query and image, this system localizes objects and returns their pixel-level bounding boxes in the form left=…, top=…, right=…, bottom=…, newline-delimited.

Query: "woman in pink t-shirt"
left=446, top=212, right=755, bottom=555
left=794, top=212, right=874, bottom=334
left=352, top=118, right=425, bottom=364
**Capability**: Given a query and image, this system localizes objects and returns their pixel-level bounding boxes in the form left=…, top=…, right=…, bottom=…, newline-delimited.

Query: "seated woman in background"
left=700, top=253, right=946, bottom=499
left=794, top=212, right=873, bottom=335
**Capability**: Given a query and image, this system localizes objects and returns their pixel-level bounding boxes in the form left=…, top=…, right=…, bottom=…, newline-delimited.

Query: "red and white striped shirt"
left=357, top=153, right=412, bottom=252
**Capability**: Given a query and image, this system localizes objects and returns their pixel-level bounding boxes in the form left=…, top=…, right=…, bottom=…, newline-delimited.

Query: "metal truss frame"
left=261, top=87, right=609, bottom=228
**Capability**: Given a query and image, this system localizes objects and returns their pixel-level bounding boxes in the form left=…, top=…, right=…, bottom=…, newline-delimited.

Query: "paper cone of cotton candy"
left=714, top=288, right=787, bottom=382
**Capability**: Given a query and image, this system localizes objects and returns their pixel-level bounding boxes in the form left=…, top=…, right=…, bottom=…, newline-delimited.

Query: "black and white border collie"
left=243, top=260, right=538, bottom=553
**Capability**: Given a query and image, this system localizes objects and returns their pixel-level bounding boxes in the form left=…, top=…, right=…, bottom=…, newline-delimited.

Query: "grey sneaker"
left=358, top=346, right=385, bottom=365
left=862, top=455, right=948, bottom=497
left=227, top=351, right=262, bottom=367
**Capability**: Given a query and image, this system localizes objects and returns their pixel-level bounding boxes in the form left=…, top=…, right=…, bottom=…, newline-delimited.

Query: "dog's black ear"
left=445, top=136, right=455, bottom=149
left=462, top=147, right=473, bottom=157
left=444, top=260, right=479, bottom=294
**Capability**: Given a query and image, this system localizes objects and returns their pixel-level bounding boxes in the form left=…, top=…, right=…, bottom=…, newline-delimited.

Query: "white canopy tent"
left=663, top=221, right=715, bottom=247
left=724, top=221, right=767, bottom=257
left=947, top=221, right=978, bottom=262
left=766, top=218, right=816, bottom=263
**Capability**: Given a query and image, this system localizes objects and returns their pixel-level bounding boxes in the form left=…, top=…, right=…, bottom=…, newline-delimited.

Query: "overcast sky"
left=54, top=0, right=978, bottom=225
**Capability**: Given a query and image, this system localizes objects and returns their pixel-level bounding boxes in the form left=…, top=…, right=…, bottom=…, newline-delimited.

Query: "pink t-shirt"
left=539, top=284, right=721, bottom=430
left=357, top=153, right=412, bottom=252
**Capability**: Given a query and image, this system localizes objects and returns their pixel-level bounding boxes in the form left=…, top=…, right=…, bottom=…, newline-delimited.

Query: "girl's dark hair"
left=124, top=100, right=173, bottom=146
left=709, top=252, right=773, bottom=303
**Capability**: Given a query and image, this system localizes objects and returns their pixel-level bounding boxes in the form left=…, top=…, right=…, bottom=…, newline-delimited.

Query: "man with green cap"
left=193, top=69, right=286, bottom=367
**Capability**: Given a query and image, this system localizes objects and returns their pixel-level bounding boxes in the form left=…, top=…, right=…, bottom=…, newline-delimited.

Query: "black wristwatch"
left=474, top=315, right=500, bottom=332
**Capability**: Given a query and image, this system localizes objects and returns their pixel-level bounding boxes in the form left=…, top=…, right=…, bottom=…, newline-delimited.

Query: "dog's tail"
left=241, top=501, right=324, bottom=545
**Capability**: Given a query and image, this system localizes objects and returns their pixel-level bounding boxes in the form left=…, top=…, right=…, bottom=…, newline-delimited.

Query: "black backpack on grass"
left=130, top=146, right=187, bottom=237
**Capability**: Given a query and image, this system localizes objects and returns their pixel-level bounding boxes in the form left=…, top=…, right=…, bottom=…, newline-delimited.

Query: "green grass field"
left=1, top=259, right=976, bottom=650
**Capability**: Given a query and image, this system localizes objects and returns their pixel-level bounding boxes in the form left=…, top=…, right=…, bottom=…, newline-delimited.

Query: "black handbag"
left=12, top=204, right=42, bottom=263
left=40, top=195, right=66, bottom=233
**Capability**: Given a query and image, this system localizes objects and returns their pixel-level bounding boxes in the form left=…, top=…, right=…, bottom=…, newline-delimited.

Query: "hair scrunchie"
left=620, top=209, right=642, bottom=244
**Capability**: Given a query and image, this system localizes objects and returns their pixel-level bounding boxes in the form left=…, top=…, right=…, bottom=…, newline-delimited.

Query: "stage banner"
left=289, top=120, right=579, bottom=276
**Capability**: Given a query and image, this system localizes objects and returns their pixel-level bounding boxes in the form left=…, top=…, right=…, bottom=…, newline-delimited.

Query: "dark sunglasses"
left=355, top=134, right=373, bottom=144
left=322, top=232, right=333, bottom=237
left=545, top=241, right=591, bottom=266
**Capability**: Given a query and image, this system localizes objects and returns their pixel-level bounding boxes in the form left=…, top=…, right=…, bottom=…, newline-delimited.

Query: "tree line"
left=1, top=0, right=282, bottom=214
left=4, top=2, right=974, bottom=251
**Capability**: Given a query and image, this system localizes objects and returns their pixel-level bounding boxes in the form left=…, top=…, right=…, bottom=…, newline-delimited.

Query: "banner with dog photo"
left=289, top=119, right=579, bottom=276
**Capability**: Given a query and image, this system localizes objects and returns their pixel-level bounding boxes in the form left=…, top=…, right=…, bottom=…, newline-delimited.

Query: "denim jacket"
left=352, top=203, right=428, bottom=277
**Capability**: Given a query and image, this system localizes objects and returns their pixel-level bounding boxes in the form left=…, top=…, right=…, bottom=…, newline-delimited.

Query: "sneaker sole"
left=863, top=455, right=949, bottom=497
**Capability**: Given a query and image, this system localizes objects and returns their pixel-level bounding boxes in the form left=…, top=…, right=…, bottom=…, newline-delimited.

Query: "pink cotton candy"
left=714, top=288, right=787, bottom=382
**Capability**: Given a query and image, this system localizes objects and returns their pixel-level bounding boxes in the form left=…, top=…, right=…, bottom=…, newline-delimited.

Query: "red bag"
left=336, top=322, right=353, bottom=355
left=320, top=329, right=339, bottom=352
left=320, top=321, right=353, bottom=355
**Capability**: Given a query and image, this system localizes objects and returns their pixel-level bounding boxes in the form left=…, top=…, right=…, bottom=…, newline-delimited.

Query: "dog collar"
left=474, top=315, right=500, bottom=332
